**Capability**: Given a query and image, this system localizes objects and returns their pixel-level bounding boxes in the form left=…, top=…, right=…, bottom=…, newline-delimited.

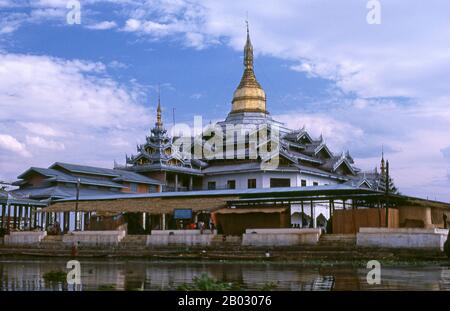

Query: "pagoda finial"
left=156, top=85, right=162, bottom=128
left=244, top=20, right=253, bottom=70
left=380, top=145, right=386, bottom=177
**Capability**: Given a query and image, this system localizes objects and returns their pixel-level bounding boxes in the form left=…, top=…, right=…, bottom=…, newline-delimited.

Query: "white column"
left=162, top=213, right=166, bottom=230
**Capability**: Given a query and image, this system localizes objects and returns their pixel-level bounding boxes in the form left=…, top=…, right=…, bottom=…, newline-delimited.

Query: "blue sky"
left=1, top=0, right=450, bottom=201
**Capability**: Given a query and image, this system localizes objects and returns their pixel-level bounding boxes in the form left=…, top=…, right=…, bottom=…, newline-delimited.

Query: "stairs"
left=318, top=234, right=356, bottom=248
left=211, top=235, right=242, bottom=249
left=40, top=235, right=64, bottom=248
left=119, top=235, right=147, bottom=249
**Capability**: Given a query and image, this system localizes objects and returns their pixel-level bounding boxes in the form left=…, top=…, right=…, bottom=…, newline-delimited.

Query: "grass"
left=177, top=273, right=237, bottom=291
left=176, top=273, right=279, bottom=291
left=42, top=270, right=67, bottom=283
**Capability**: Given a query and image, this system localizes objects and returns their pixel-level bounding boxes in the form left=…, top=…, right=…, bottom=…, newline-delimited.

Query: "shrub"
left=43, top=270, right=67, bottom=283
left=177, top=273, right=235, bottom=291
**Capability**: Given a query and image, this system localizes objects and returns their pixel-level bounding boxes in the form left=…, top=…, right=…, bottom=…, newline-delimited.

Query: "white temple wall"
left=202, top=171, right=338, bottom=190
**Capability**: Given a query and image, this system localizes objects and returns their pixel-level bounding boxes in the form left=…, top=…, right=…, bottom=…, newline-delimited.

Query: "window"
left=227, top=180, right=236, bottom=189
left=301, top=179, right=307, bottom=187
left=313, top=182, right=319, bottom=186
left=248, top=179, right=257, bottom=189
left=207, top=181, right=216, bottom=190
left=130, top=183, right=138, bottom=192
left=270, top=178, right=291, bottom=188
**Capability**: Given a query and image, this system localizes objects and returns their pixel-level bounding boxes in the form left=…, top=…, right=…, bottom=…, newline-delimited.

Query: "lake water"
left=0, top=259, right=449, bottom=291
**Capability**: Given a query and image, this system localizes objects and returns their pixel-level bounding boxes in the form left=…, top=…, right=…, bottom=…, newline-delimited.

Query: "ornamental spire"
left=244, top=20, right=253, bottom=69
left=380, top=145, right=386, bottom=177
left=156, top=85, right=163, bottom=129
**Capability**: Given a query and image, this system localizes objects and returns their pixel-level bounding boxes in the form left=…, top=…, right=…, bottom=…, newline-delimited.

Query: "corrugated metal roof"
left=41, top=162, right=163, bottom=185
left=55, top=184, right=372, bottom=202
left=12, top=186, right=124, bottom=200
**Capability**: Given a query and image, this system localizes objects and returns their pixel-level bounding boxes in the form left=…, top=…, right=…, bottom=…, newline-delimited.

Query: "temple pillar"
left=310, top=200, right=315, bottom=228
left=174, top=174, right=179, bottom=192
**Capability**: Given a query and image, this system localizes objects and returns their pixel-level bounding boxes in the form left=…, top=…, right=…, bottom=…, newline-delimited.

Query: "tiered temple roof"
left=122, top=25, right=395, bottom=192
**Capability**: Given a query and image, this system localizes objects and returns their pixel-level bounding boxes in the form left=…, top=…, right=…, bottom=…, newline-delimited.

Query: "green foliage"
left=98, top=284, right=117, bottom=291
left=43, top=270, right=67, bottom=283
left=259, top=282, right=278, bottom=291
left=177, top=273, right=236, bottom=291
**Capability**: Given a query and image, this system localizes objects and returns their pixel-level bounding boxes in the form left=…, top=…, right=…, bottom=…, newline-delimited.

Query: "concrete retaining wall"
left=4, top=231, right=47, bottom=245
left=63, top=230, right=126, bottom=246
left=242, top=228, right=321, bottom=247
left=147, top=230, right=217, bottom=246
left=356, top=227, right=449, bottom=251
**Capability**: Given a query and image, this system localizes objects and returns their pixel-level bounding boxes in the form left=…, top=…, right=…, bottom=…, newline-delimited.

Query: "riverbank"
left=0, top=244, right=448, bottom=265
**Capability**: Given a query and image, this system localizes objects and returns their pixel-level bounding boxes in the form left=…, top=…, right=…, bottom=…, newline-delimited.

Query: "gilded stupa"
left=230, top=23, right=267, bottom=114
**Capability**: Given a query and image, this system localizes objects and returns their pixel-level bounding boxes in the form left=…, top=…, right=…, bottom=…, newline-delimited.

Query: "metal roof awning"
left=214, top=207, right=287, bottom=214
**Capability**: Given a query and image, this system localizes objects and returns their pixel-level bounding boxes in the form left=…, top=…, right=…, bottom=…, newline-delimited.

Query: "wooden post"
left=40, top=211, right=44, bottom=230
left=1, top=204, right=5, bottom=229
left=189, top=176, right=193, bottom=191
left=33, top=208, right=38, bottom=229
left=343, top=200, right=346, bottom=210
left=63, top=212, right=68, bottom=233
left=310, top=200, right=314, bottom=228
left=13, top=206, right=18, bottom=229
left=45, top=212, right=50, bottom=229
left=83, top=212, right=89, bottom=231
left=25, top=206, right=30, bottom=230
left=7, top=204, right=11, bottom=232
left=162, top=213, right=166, bottom=230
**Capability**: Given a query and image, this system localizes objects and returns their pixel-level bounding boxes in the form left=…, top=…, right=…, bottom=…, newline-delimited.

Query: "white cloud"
left=26, top=135, right=66, bottom=151
left=0, top=52, right=154, bottom=180
left=274, top=95, right=450, bottom=201
left=86, top=20, right=117, bottom=30
left=19, top=122, right=65, bottom=137
left=0, top=134, right=31, bottom=157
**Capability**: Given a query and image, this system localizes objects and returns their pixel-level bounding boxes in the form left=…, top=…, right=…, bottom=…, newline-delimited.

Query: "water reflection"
left=0, top=259, right=449, bottom=291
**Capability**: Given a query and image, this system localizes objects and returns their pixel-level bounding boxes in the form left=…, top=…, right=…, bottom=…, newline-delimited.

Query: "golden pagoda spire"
left=244, top=20, right=253, bottom=70
left=230, top=21, right=267, bottom=114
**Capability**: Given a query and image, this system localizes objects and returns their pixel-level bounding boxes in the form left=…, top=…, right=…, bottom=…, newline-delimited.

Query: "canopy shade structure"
left=214, top=207, right=287, bottom=214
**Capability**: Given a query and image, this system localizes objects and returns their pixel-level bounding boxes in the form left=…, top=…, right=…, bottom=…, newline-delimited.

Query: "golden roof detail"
left=231, top=24, right=267, bottom=114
